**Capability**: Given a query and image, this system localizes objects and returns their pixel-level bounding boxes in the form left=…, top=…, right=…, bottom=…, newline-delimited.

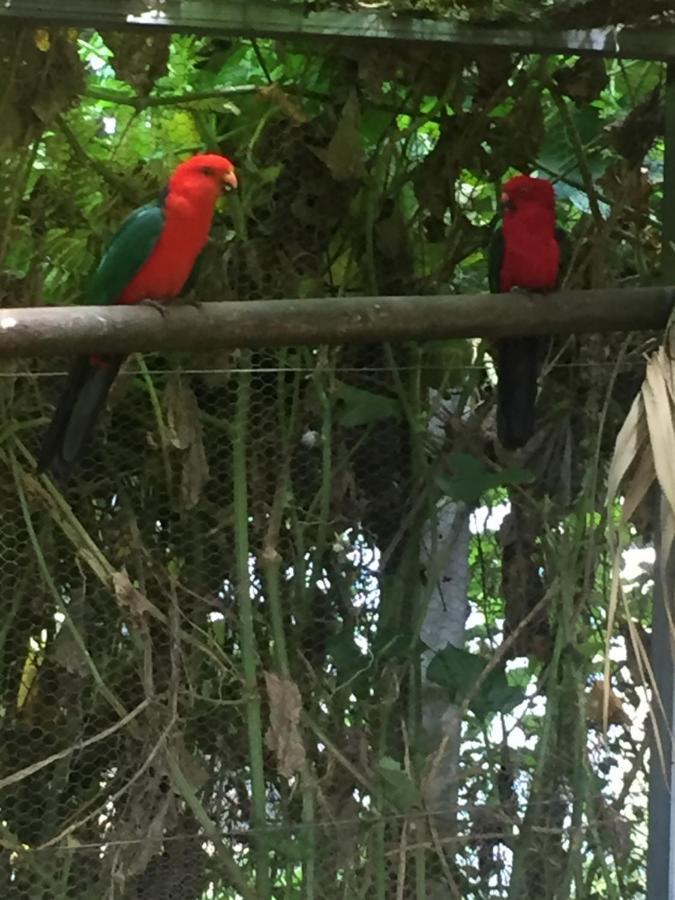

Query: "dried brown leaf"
left=643, top=349, right=675, bottom=517
left=660, top=494, right=675, bottom=563
left=264, top=672, right=306, bottom=779
left=101, top=31, right=170, bottom=94
left=258, top=83, right=308, bottom=124
left=123, top=793, right=173, bottom=879
left=606, top=385, right=647, bottom=507
left=112, top=568, right=153, bottom=618
left=51, top=628, right=88, bottom=677
left=0, top=27, right=84, bottom=147
left=622, top=451, right=656, bottom=529
left=606, top=335, right=675, bottom=733
left=554, top=57, right=608, bottom=104
left=182, top=440, right=210, bottom=511
left=166, top=378, right=210, bottom=508
left=175, top=737, right=209, bottom=792
left=314, top=92, right=366, bottom=182
left=166, top=377, right=194, bottom=450
left=594, top=793, right=633, bottom=858
left=586, top=679, right=629, bottom=729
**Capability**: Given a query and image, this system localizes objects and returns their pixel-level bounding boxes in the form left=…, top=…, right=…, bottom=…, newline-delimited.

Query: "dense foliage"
left=0, top=19, right=663, bottom=899
left=296, top=0, right=674, bottom=27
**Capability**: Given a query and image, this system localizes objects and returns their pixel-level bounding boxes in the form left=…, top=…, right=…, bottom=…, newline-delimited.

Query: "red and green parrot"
left=487, top=174, right=566, bottom=449
left=38, top=153, right=237, bottom=477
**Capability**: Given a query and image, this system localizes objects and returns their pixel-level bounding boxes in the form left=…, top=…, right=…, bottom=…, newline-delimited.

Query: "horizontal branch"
left=0, top=288, right=672, bottom=357
left=84, top=84, right=258, bottom=111
left=2, top=1, right=675, bottom=61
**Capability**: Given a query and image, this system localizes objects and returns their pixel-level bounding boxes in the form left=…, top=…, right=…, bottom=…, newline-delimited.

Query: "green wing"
left=84, top=198, right=165, bottom=305
left=487, top=227, right=504, bottom=293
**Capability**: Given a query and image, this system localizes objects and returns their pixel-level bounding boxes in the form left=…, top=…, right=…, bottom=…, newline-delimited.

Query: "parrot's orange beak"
left=500, top=191, right=513, bottom=209
left=221, top=170, right=238, bottom=193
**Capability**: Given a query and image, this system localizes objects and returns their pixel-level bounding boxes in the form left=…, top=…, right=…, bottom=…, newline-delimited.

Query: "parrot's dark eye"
left=201, top=166, right=214, bottom=177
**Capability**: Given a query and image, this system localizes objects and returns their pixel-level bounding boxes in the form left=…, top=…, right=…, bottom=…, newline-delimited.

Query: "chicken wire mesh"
left=0, top=18, right=664, bottom=900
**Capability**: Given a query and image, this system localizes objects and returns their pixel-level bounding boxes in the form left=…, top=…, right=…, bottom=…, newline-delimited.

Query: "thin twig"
left=57, top=114, right=137, bottom=202
left=0, top=699, right=151, bottom=791
left=37, top=714, right=176, bottom=850
left=166, top=752, right=257, bottom=900
left=422, top=581, right=558, bottom=801
left=548, top=88, right=604, bottom=225
left=251, top=40, right=273, bottom=84
left=84, top=84, right=257, bottom=110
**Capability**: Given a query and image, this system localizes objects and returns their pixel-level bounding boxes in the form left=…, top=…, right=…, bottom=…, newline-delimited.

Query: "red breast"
left=118, top=153, right=237, bottom=305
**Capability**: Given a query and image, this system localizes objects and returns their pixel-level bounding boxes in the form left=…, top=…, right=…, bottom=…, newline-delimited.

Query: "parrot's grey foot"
left=509, top=286, right=532, bottom=296
left=140, top=298, right=169, bottom=318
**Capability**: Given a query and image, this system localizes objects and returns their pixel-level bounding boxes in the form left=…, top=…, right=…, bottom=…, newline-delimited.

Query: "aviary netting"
left=0, top=18, right=661, bottom=899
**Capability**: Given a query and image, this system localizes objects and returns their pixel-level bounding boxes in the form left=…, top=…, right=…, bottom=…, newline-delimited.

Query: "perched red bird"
left=487, top=174, right=565, bottom=449
left=38, top=153, right=238, bottom=477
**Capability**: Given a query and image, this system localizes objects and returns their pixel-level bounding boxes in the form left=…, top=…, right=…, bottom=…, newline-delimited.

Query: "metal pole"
left=647, top=493, right=675, bottom=900
left=662, top=64, right=675, bottom=282
left=647, top=61, right=675, bottom=900
left=3, top=1, right=675, bottom=60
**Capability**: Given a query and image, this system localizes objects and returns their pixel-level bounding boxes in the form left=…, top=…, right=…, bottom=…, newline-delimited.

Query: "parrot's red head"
left=169, top=153, right=238, bottom=205
left=501, top=174, right=554, bottom=213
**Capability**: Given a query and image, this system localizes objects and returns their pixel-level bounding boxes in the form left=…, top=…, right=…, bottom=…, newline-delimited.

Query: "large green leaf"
left=334, top=382, right=403, bottom=428
left=376, top=756, right=420, bottom=812
left=326, top=628, right=370, bottom=697
left=426, top=645, right=524, bottom=720
left=434, top=453, right=533, bottom=505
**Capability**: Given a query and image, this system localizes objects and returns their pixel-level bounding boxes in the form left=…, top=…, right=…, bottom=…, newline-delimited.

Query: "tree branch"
left=84, top=84, right=258, bottom=110
left=0, top=288, right=672, bottom=357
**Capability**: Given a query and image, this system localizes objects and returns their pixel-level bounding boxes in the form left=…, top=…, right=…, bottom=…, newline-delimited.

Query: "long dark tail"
left=38, top=355, right=124, bottom=478
left=496, top=337, right=539, bottom=450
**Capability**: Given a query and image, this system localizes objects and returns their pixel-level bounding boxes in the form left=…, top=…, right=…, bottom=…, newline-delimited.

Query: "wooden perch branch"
left=0, top=288, right=672, bottom=357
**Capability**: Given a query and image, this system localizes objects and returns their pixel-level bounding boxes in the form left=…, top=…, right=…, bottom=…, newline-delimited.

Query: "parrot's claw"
left=140, top=298, right=169, bottom=318
left=509, top=286, right=533, bottom=297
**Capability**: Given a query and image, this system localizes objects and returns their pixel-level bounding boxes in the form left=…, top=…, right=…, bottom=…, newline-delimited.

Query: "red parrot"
left=38, top=153, right=237, bottom=477
left=487, top=174, right=565, bottom=449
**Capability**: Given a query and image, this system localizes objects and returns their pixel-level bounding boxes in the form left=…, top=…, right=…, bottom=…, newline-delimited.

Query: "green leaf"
left=556, top=180, right=610, bottom=218
left=373, top=626, right=423, bottom=663
left=418, top=339, right=474, bottom=390
left=313, top=92, right=366, bottom=181
left=426, top=645, right=524, bottom=720
left=434, top=453, right=533, bottom=504
left=334, top=382, right=402, bottom=428
left=477, top=677, right=524, bottom=720
left=326, top=628, right=369, bottom=696
left=209, top=618, right=225, bottom=648
left=376, top=756, right=420, bottom=812
left=361, top=108, right=395, bottom=147
left=326, top=628, right=363, bottom=672
left=427, top=645, right=484, bottom=703
left=505, top=664, right=534, bottom=689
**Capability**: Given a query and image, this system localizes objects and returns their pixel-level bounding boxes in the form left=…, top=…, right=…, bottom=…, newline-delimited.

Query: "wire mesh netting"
left=3, top=344, right=651, bottom=899
left=0, top=17, right=664, bottom=900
